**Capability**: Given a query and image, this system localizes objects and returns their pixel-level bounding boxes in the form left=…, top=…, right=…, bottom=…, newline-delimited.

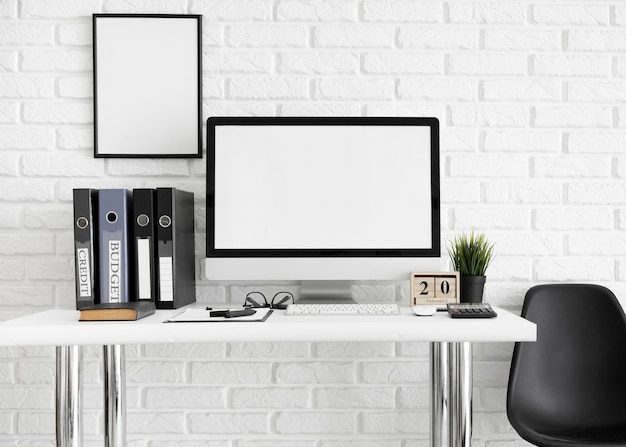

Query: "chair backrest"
left=507, top=284, right=626, bottom=438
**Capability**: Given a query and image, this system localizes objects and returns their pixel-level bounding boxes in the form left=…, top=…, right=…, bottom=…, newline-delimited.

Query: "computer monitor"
left=205, top=117, right=441, bottom=303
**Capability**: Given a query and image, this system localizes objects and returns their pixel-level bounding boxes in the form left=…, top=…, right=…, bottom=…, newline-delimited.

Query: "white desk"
left=0, top=305, right=536, bottom=447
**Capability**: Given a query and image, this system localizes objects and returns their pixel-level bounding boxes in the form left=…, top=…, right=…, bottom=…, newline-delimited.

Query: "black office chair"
left=507, top=284, right=626, bottom=447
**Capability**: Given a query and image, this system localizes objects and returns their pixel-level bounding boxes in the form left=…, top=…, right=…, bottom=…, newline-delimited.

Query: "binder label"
left=109, top=240, right=122, bottom=302
left=159, top=257, right=174, bottom=301
left=76, top=247, right=92, bottom=297
left=137, top=238, right=152, bottom=299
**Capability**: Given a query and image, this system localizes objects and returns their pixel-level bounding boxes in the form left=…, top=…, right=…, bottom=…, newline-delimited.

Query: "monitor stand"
left=297, top=280, right=357, bottom=304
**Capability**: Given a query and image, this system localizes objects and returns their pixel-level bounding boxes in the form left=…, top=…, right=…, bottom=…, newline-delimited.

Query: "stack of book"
left=73, top=187, right=196, bottom=314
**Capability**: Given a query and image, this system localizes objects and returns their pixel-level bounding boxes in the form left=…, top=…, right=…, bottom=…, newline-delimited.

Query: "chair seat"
left=513, top=411, right=626, bottom=447
left=528, top=425, right=626, bottom=447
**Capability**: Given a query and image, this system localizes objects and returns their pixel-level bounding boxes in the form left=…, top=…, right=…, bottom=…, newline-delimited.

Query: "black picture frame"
left=93, top=14, right=202, bottom=158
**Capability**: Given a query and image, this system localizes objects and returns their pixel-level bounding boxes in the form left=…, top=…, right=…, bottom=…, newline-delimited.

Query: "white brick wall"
left=0, top=0, right=624, bottom=445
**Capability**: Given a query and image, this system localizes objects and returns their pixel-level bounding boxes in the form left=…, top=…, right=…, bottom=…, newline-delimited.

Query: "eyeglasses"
left=244, top=291, right=294, bottom=310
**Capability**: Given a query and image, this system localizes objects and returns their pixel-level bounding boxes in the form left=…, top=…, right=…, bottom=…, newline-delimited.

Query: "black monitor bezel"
left=206, top=116, right=440, bottom=258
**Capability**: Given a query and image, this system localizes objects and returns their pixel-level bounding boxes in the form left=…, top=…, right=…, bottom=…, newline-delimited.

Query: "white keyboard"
left=285, top=303, right=400, bottom=316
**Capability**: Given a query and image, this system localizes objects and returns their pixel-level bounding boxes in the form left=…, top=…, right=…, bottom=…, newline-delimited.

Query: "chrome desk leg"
left=56, top=345, right=82, bottom=447
left=431, top=342, right=450, bottom=447
left=450, top=342, right=472, bottom=447
left=431, top=342, right=473, bottom=447
left=103, top=345, right=126, bottom=447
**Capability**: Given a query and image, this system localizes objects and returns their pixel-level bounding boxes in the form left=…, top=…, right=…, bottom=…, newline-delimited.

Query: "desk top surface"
left=0, top=305, right=536, bottom=346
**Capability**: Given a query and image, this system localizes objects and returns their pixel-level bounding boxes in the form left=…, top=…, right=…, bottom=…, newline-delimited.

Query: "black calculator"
left=447, top=303, right=497, bottom=318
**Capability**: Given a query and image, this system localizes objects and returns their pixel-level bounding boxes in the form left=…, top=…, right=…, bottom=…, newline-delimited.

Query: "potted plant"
left=447, top=231, right=495, bottom=303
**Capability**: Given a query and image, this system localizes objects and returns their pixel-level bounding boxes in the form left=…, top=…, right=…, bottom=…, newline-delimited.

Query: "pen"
left=209, top=308, right=256, bottom=318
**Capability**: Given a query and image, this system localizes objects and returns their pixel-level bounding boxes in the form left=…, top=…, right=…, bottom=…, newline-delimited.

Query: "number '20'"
left=420, top=280, right=451, bottom=295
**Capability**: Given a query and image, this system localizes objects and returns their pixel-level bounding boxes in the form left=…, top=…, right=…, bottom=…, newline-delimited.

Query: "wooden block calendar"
left=410, top=272, right=460, bottom=306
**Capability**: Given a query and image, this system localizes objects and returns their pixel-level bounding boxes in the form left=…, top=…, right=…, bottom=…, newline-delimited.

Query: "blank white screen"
left=214, top=125, right=433, bottom=250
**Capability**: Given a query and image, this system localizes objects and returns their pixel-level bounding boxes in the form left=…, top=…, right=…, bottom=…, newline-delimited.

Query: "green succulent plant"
left=447, top=231, right=495, bottom=277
